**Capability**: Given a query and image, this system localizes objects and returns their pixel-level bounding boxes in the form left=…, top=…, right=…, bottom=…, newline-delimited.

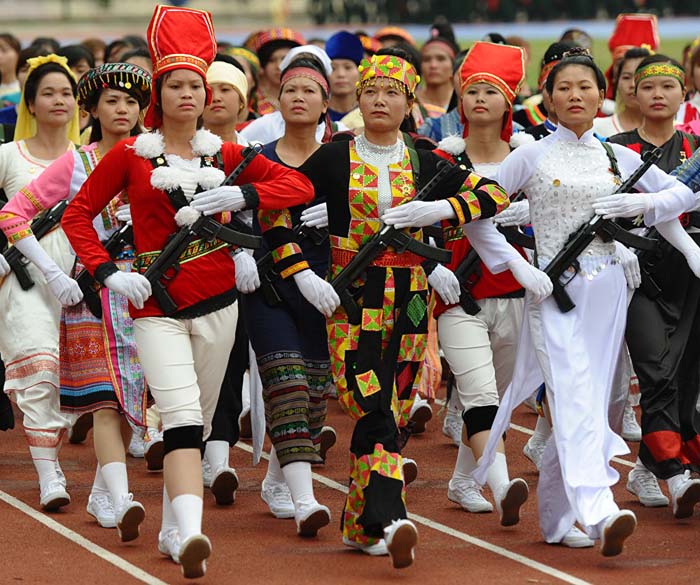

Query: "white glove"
left=115, top=204, right=132, bottom=225
left=233, top=250, right=260, bottom=293
left=104, top=270, right=152, bottom=310
left=191, top=186, right=246, bottom=215
left=655, top=219, right=700, bottom=278
left=382, top=200, right=455, bottom=228
left=46, top=272, right=83, bottom=306
left=614, top=241, right=641, bottom=289
left=494, top=200, right=530, bottom=227
left=506, top=256, right=553, bottom=304
left=427, top=263, right=461, bottom=305
left=0, top=254, right=9, bottom=277
left=300, top=202, right=328, bottom=228
left=293, top=269, right=340, bottom=317
left=684, top=248, right=700, bottom=278
left=593, top=193, right=654, bottom=219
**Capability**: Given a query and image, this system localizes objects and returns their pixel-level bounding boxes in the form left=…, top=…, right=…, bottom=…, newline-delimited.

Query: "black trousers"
left=627, top=241, right=700, bottom=479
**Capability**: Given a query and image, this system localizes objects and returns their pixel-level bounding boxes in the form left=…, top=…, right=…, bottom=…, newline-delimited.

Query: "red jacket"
left=62, top=135, right=313, bottom=319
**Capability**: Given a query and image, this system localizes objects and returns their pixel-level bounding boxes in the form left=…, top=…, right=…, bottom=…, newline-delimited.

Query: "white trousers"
left=438, top=297, right=524, bottom=410
left=475, top=263, right=630, bottom=542
left=133, top=302, right=238, bottom=440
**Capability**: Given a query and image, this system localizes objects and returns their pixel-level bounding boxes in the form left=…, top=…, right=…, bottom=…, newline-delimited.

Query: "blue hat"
left=325, top=31, right=364, bottom=66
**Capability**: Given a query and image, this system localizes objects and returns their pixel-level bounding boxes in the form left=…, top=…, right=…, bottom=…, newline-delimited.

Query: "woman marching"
left=430, top=41, right=590, bottom=543
left=296, top=49, right=528, bottom=568
left=243, top=54, right=338, bottom=532
left=1, top=61, right=152, bottom=540
left=473, top=50, right=699, bottom=557
left=61, top=6, right=313, bottom=579
left=0, top=53, right=81, bottom=510
left=608, top=54, right=700, bottom=516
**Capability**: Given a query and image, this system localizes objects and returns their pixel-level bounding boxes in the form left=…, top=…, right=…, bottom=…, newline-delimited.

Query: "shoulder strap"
left=408, top=145, right=420, bottom=187
left=601, top=141, right=622, bottom=179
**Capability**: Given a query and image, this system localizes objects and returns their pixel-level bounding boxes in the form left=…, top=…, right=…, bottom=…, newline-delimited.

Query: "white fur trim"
left=190, top=129, right=222, bottom=157
left=509, top=132, right=535, bottom=149
left=175, top=206, right=201, bottom=227
left=437, top=134, right=466, bottom=156
left=150, top=165, right=190, bottom=192
left=198, top=167, right=226, bottom=190
left=133, top=132, right=165, bottom=159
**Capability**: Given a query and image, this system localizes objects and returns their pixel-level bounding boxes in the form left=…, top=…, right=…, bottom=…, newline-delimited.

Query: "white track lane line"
left=0, top=490, right=169, bottom=585
left=235, top=442, right=591, bottom=585
left=434, top=397, right=635, bottom=469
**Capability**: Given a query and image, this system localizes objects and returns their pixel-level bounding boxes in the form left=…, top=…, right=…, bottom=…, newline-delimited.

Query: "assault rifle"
left=544, top=147, right=662, bottom=313
left=144, top=144, right=263, bottom=316
left=75, top=224, right=134, bottom=319
left=331, top=158, right=455, bottom=324
left=257, top=222, right=329, bottom=307
left=2, top=200, right=68, bottom=290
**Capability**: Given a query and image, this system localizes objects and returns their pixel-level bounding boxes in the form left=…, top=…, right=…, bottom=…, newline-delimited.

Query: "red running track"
left=2, top=397, right=699, bottom=585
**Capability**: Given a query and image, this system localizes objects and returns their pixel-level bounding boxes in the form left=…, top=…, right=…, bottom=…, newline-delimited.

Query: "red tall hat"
left=459, top=41, right=525, bottom=141
left=144, top=4, right=217, bottom=129
left=605, top=13, right=659, bottom=98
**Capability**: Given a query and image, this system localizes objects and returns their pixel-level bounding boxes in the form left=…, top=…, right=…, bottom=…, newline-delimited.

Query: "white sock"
left=633, top=457, right=647, bottom=473
left=91, top=464, right=109, bottom=496
left=451, top=442, right=477, bottom=483
left=29, top=446, right=58, bottom=489
left=281, top=461, right=316, bottom=510
left=161, top=485, right=178, bottom=532
left=264, top=448, right=285, bottom=485
left=204, top=440, right=230, bottom=470
left=101, top=462, right=129, bottom=506
left=485, top=452, right=510, bottom=496
left=171, top=493, right=203, bottom=541
left=241, top=372, right=251, bottom=412
left=531, top=416, right=551, bottom=444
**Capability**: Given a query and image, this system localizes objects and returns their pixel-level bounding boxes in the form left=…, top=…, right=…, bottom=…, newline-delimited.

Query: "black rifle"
left=2, top=200, right=68, bottom=290
left=257, top=222, right=329, bottom=307
left=144, top=144, right=264, bottom=316
left=331, top=159, right=455, bottom=324
left=75, top=224, right=134, bottom=319
left=544, top=147, right=663, bottom=313
left=634, top=225, right=664, bottom=300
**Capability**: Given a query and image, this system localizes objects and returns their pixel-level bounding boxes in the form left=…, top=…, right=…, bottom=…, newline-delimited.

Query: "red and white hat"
left=144, top=4, right=217, bottom=129
left=459, top=41, right=525, bottom=141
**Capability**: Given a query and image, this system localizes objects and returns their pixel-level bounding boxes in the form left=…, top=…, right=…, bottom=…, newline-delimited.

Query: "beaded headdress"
left=356, top=54, right=419, bottom=99
left=77, top=62, right=152, bottom=109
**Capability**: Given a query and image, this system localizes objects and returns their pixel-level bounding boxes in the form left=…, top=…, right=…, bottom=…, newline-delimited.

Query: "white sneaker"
left=317, top=426, right=337, bottom=462
left=523, top=394, right=538, bottom=413
left=54, top=461, right=66, bottom=487
left=158, top=528, right=181, bottom=563
left=495, top=478, right=529, bottom=527
left=670, top=470, right=700, bottom=519
left=202, top=458, right=213, bottom=488
left=622, top=404, right=642, bottom=442
left=144, top=429, right=164, bottom=472
left=115, top=493, right=145, bottom=542
left=295, top=502, right=331, bottom=537
left=127, top=431, right=146, bottom=458
left=523, top=437, right=546, bottom=470
left=447, top=477, right=493, bottom=513
left=442, top=409, right=462, bottom=447
left=40, top=480, right=70, bottom=511
left=261, top=480, right=295, bottom=519
left=342, top=536, right=388, bottom=556
left=210, top=466, right=239, bottom=506
left=556, top=526, right=594, bottom=548
left=87, top=492, right=116, bottom=528
left=409, top=395, right=432, bottom=434
left=600, top=510, right=636, bottom=557
left=178, top=534, right=211, bottom=579
left=626, top=467, right=669, bottom=507
left=384, top=519, right=418, bottom=569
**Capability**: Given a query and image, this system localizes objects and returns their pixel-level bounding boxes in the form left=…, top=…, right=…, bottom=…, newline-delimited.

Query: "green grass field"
left=459, top=37, right=692, bottom=90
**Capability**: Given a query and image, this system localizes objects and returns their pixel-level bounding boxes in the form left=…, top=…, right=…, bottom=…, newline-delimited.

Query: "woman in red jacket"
left=61, top=6, right=313, bottom=580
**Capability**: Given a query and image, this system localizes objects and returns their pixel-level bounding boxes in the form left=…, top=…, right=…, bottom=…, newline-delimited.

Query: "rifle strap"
left=149, top=153, right=219, bottom=211
left=601, top=142, right=622, bottom=181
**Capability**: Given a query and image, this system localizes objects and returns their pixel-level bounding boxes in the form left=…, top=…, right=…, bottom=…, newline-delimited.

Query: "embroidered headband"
left=77, top=62, right=152, bottom=108
left=356, top=54, right=419, bottom=99
left=634, top=62, right=685, bottom=89
left=226, top=47, right=260, bottom=73
left=280, top=66, right=329, bottom=96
